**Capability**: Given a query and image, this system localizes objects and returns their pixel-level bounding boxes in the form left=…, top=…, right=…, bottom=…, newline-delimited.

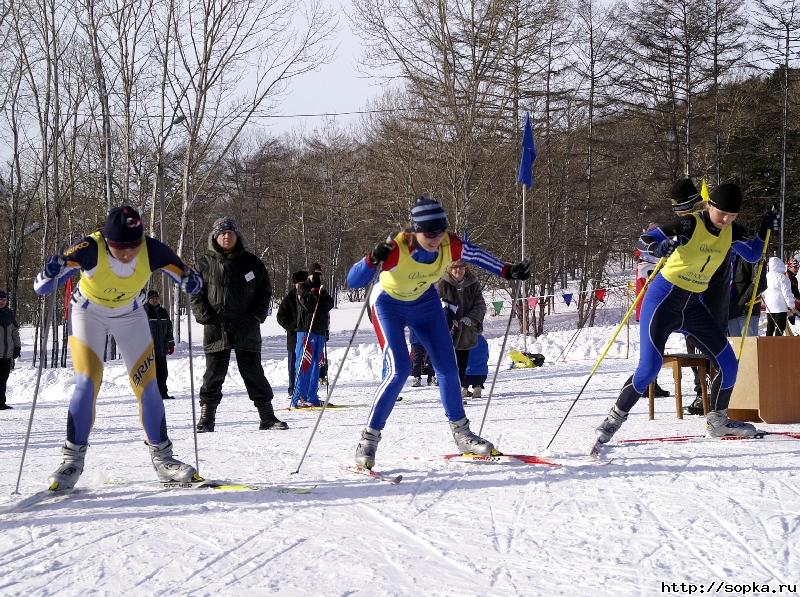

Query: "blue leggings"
left=617, top=274, right=737, bottom=413
left=368, top=285, right=464, bottom=430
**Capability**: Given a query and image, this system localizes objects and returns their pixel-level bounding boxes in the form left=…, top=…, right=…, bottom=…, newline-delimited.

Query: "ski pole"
left=13, top=278, right=59, bottom=494
left=556, top=327, right=582, bottom=363
left=289, top=282, right=324, bottom=405
left=555, top=327, right=578, bottom=362
left=478, top=280, right=521, bottom=436
left=292, top=279, right=375, bottom=474
left=545, top=257, right=666, bottom=450
left=737, top=229, right=771, bottom=360
left=185, top=282, right=200, bottom=475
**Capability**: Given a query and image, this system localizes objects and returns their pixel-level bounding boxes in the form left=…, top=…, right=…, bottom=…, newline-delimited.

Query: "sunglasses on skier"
left=422, top=230, right=446, bottom=239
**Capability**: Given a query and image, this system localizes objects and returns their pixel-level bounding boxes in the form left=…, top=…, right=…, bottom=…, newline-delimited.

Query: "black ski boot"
left=653, top=383, right=670, bottom=398
left=196, top=403, right=217, bottom=433
left=257, top=402, right=288, bottom=430
left=684, top=395, right=704, bottom=416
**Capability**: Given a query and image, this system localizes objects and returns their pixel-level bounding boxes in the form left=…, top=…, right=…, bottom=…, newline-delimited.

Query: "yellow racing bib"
left=379, top=232, right=453, bottom=301
left=660, top=213, right=731, bottom=293
left=79, top=232, right=152, bottom=307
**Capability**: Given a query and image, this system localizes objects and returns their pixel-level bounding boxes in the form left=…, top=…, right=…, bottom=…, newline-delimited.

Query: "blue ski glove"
left=653, top=236, right=687, bottom=258
left=44, top=255, right=66, bottom=279
left=180, top=268, right=203, bottom=294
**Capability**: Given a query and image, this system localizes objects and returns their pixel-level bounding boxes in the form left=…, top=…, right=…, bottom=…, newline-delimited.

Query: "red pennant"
left=527, top=296, right=538, bottom=309
left=594, top=288, right=607, bottom=302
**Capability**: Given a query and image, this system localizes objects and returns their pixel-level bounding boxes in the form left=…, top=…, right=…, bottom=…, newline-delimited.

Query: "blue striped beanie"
left=410, top=196, right=449, bottom=233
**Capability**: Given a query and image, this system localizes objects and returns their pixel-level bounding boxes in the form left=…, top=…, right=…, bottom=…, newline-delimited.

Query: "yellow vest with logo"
left=379, top=232, right=453, bottom=301
left=79, top=232, right=151, bottom=307
left=660, top=213, right=731, bottom=293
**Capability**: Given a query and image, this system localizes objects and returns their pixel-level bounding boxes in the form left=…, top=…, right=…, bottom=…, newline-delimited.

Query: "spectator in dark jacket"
left=437, top=260, right=486, bottom=396
left=276, top=270, right=308, bottom=397
left=0, top=289, right=21, bottom=410
left=144, top=290, right=175, bottom=400
left=290, top=271, right=334, bottom=407
left=728, top=254, right=767, bottom=338
left=190, top=217, right=287, bottom=432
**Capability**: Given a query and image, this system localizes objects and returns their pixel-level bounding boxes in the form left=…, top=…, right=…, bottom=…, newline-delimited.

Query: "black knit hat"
left=410, top=196, right=449, bottom=233
left=312, top=262, right=322, bottom=274
left=709, top=183, right=743, bottom=213
left=0, top=289, right=7, bottom=299
left=211, top=217, right=239, bottom=239
left=147, top=290, right=159, bottom=299
left=292, top=270, right=308, bottom=284
left=670, top=179, right=701, bottom=214
left=104, top=206, right=144, bottom=249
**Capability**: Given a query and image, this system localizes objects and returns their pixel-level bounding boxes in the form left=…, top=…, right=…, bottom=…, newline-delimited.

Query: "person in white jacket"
left=763, top=256, right=796, bottom=336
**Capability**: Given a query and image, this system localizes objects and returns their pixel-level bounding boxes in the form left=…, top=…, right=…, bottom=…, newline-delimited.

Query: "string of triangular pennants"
left=490, top=282, right=634, bottom=316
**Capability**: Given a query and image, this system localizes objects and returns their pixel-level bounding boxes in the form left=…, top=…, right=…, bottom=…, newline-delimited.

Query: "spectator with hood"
left=763, top=256, right=796, bottom=336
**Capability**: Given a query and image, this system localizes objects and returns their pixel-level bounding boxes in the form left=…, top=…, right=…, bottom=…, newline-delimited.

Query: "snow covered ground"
left=1, top=301, right=799, bottom=596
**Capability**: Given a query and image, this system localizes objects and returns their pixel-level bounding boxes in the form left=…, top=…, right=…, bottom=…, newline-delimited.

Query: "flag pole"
left=522, top=183, right=527, bottom=351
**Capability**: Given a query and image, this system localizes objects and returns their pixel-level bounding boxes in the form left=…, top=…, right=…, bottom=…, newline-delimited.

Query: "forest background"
left=1, top=0, right=799, bottom=362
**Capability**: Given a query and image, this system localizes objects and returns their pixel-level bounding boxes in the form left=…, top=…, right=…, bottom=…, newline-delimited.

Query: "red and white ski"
left=444, top=453, right=561, bottom=467
left=616, top=430, right=800, bottom=446
left=444, top=452, right=614, bottom=467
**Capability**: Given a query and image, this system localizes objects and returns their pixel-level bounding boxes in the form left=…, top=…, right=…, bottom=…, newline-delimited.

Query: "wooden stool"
left=648, top=353, right=710, bottom=420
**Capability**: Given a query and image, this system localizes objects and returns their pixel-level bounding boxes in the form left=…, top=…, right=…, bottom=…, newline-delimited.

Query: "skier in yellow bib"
left=34, top=206, right=203, bottom=489
left=592, top=184, right=779, bottom=452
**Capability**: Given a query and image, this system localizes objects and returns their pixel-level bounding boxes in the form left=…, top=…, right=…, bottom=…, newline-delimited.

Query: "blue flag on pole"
left=516, top=112, right=536, bottom=188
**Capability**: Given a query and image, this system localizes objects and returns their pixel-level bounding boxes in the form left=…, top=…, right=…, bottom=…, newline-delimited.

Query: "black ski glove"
left=505, top=259, right=531, bottom=280
left=368, top=241, right=394, bottom=266
left=653, top=236, right=687, bottom=258
left=13, top=346, right=20, bottom=359
left=760, top=208, right=780, bottom=238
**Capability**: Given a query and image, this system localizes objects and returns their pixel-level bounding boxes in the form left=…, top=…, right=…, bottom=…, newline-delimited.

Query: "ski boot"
left=684, top=395, right=704, bottom=416
left=355, top=428, right=381, bottom=469
left=706, top=409, right=759, bottom=438
left=48, top=440, right=88, bottom=490
left=461, top=387, right=472, bottom=398
left=471, top=386, right=483, bottom=399
left=450, top=417, right=494, bottom=455
left=256, top=402, right=288, bottom=430
left=595, top=405, right=628, bottom=444
left=147, top=439, right=198, bottom=482
left=411, top=377, right=422, bottom=387
left=653, top=383, right=670, bottom=398
left=196, top=403, right=216, bottom=433
left=0, top=403, right=12, bottom=410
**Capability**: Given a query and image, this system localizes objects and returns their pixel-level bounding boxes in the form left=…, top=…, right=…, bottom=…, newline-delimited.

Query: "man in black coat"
left=0, top=289, right=21, bottom=411
left=276, top=270, right=307, bottom=397
left=144, top=290, right=175, bottom=400
left=190, top=217, right=287, bottom=432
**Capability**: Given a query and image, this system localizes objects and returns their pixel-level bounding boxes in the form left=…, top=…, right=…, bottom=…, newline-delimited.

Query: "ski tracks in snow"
left=356, top=502, right=486, bottom=592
